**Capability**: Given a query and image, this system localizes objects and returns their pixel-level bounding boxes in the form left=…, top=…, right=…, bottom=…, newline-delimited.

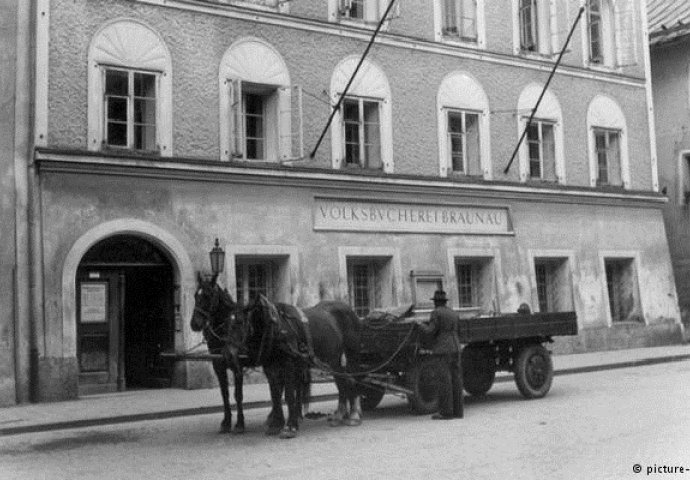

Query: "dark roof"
left=648, top=0, right=690, bottom=45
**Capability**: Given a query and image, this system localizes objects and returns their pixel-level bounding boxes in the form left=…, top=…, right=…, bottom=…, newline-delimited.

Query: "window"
left=88, top=20, right=172, bottom=156
left=604, top=258, right=640, bottom=323
left=586, top=0, right=637, bottom=68
left=220, top=39, right=301, bottom=162
left=330, top=57, right=393, bottom=172
left=447, top=110, right=481, bottom=175
left=587, top=96, right=628, bottom=188
left=235, top=261, right=274, bottom=305
left=335, top=0, right=400, bottom=24
left=343, top=97, right=382, bottom=169
left=525, top=119, right=555, bottom=180
left=442, top=0, right=477, bottom=41
left=517, top=85, right=564, bottom=183
left=347, top=259, right=384, bottom=317
left=437, top=72, right=490, bottom=178
left=103, top=68, right=158, bottom=151
left=519, top=0, right=539, bottom=51
left=594, top=128, right=621, bottom=186
left=533, top=258, right=573, bottom=312
left=455, top=258, right=493, bottom=310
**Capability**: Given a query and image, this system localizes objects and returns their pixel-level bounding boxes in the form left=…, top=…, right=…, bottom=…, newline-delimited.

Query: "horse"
left=227, top=293, right=364, bottom=439
left=190, top=273, right=310, bottom=436
left=189, top=272, right=248, bottom=434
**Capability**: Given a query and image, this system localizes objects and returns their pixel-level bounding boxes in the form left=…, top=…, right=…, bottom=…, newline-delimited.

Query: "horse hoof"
left=343, top=418, right=362, bottom=427
left=265, top=426, right=282, bottom=436
left=327, top=417, right=343, bottom=427
left=279, top=427, right=297, bottom=439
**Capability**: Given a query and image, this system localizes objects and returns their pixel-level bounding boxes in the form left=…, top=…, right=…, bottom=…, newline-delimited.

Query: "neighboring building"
left=649, top=0, right=690, bottom=339
left=2, top=0, right=682, bottom=404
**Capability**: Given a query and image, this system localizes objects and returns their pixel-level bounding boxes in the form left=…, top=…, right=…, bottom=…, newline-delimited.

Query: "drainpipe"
left=13, top=0, right=34, bottom=404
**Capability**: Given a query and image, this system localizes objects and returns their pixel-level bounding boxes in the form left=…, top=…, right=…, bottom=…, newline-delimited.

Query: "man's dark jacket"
left=419, top=305, right=461, bottom=354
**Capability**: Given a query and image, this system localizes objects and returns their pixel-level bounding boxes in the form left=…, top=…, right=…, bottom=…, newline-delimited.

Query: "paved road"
left=2, top=361, right=689, bottom=480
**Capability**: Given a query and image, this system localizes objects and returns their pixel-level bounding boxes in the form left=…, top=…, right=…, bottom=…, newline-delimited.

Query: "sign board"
left=314, top=197, right=512, bottom=235
left=80, top=282, right=107, bottom=323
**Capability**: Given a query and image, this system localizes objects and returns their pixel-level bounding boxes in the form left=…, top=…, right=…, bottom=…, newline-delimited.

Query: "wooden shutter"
left=292, top=85, right=304, bottom=159
left=615, top=0, right=637, bottom=67
left=278, top=86, right=292, bottom=161
left=229, top=79, right=244, bottom=159
left=549, top=0, right=571, bottom=55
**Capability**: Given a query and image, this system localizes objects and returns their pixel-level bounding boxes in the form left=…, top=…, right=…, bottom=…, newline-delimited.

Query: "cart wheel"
left=461, top=346, right=496, bottom=397
left=406, top=357, right=440, bottom=414
left=514, top=344, right=553, bottom=399
left=359, top=385, right=385, bottom=411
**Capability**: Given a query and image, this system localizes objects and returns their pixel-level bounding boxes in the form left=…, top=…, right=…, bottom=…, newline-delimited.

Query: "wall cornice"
left=35, top=148, right=667, bottom=209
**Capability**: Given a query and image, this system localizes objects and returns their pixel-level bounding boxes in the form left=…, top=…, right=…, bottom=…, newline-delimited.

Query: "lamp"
left=209, top=238, right=225, bottom=275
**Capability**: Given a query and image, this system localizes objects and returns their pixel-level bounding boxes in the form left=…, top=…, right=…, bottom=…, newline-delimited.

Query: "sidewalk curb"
left=2, top=353, right=689, bottom=437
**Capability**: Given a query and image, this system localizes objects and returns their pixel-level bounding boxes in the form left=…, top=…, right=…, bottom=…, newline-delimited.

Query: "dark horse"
left=190, top=272, right=247, bottom=433
left=190, top=273, right=310, bottom=436
left=227, top=294, right=364, bottom=438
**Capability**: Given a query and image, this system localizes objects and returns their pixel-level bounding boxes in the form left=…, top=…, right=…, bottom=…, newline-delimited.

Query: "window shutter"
left=278, top=86, right=292, bottom=161
left=615, top=0, right=637, bottom=67
left=230, top=79, right=244, bottom=159
left=366, top=0, right=380, bottom=22
left=549, top=0, right=570, bottom=55
left=292, top=85, right=304, bottom=159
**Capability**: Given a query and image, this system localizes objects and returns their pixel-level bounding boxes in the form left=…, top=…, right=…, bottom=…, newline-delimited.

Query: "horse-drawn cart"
left=357, top=308, right=578, bottom=413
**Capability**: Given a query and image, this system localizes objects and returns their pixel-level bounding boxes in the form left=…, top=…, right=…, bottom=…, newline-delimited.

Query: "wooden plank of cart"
left=356, top=307, right=578, bottom=413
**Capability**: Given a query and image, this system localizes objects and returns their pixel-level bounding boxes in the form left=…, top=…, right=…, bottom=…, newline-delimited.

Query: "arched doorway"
left=76, top=235, right=175, bottom=394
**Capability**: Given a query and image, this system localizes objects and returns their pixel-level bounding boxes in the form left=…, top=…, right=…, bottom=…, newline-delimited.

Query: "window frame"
left=446, top=108, right=482, bottom=176
left=524, top=118, right=556, bottom=180
left=342, top=96, right=383, bottom=169
left=235, top=261, right=274, bottom=305
left=441, top=0, right=478, bottom=42
left=519, top=0, right=539, bottom=52
left=593, top=127, right=621, bottom=186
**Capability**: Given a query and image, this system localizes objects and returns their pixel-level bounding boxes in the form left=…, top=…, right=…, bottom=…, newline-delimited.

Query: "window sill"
left=216, top=0, right=286, bottom=14
left=334, top=17, right=391, bottom=31
left=439, top=35, right=481, bottom=49
left=517, top=49, right=557, bottom=61
left=100, top=146, right=161, bottom=157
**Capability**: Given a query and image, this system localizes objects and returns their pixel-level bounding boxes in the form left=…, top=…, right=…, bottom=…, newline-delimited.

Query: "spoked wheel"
left=406, top=357, right=440, bottom=414
left=514, top=344, right=553, bottom=399
left=461, top=346, right=496, bottom=397
left=359, top=384, right=386, bottom=411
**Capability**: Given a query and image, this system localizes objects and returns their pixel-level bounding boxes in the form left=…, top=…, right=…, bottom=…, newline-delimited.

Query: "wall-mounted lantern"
left=209, top=238, right=225, bottom=275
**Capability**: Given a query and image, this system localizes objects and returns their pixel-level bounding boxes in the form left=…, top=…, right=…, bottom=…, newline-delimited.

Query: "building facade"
left=3, top=0, right=683, bottom=404
left=649, top=0, right=690, bottom=338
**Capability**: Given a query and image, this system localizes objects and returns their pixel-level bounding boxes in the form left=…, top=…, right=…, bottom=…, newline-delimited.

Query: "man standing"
left=418, top=290, right=463, bottom=419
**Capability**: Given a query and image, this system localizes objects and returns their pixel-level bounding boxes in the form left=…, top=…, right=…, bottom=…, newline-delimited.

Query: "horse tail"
left=299, top=365, right=312, bottom=416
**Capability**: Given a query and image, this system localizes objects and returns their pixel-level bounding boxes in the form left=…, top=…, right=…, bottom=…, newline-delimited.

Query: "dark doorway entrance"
left=77, top=235, right=175, bottom=394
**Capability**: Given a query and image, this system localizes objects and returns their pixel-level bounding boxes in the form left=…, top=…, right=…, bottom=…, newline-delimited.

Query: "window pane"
left=450, top=135, right=464, bottom=172
left=443, top=0, right=458, bottom=33
left=134, top=124, right=157, bottom=150
left=244, top=94, right=263, bottom=115
left=107, top=97, right=128, bottom=122
left=465, top=113, right=480, bottom=175
left=134, top=98, right=156, bottom=125
left=363, top=101, right=381, bottom=169
left=352, top=263, right=371, bottom=317
left=134, top=73, right=156, bottom=98
left=246, top=115, right=263, bottom=139
left=527, top=123, right=541, bottom=178
left=542, top=123, right=556, bottom=180
left=343, top=100, right=359, bottom=121
left=349, top=0, right=364, bottom=19
left=105, top=70, right=128, bottom=96
left=246, top=138, right=264, bottom=160
left=107, top=122, right=127, bottom=146
left=448, top=112, right=463, bottom=133
left=457, top=263, right=475, bottom=307
left=536, top=263, right=548, bottom=312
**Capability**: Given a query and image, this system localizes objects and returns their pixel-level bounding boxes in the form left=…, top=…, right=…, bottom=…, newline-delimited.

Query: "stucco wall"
left=47, top=0, right=653, bottom=190
left=38, top=171, right=680, bottom=376
left=652, top=37, right=690, bottom=329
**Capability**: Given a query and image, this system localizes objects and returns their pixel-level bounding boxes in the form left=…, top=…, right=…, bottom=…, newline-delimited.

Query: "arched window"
left=219, top=38, right=301, bottom=162
left=88, top=20, right=173, bottom=156
left=436, top=72, right=491, bottom=178
left=516, top=84, right=565, bottom=183
left=330, top=57, right=393, bottom=173
left=587, top=95, right=629, bottom=188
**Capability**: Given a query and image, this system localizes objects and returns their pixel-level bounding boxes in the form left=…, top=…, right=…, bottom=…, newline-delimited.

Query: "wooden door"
left=77, top=270, right=124, bottom=394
